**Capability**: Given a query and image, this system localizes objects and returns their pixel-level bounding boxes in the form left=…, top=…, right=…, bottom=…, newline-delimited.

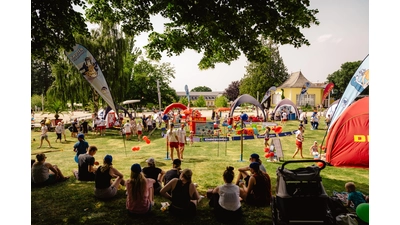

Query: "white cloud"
left=317, top=34, right=332, bottom=42
left=332, top=38, right=343, bottom=43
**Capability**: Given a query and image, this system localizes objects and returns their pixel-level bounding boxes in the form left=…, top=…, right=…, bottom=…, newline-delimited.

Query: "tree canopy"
left=85, top=0, right=319, bottom=69
left=191, top=86, right=212, bottom=92
left=239, top=39, right=289, bottom=98
left=223, top=80, right=241, bottom=102
left=31, top=0, right=89, bottom=62
left=327, top=60, right=369, bottom=99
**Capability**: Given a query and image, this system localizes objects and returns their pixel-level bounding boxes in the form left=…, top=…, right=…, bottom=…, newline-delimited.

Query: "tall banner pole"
left=157, top=80, right=162, bottom=111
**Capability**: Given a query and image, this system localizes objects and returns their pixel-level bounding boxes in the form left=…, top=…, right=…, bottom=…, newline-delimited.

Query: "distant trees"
left=195, top=96, right=206, bottom=107
left=191, top=86, right=212, bottom=92
left=223, top=80, right=241, bottom=101
left=327, top=60, right=369, bottom=99
left=239, top=39, right=289, bottom=99
left=215, top=96, right=228, bottom=107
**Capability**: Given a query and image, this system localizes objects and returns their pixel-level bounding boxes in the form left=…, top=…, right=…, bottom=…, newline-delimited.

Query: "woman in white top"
left=292, top=126, right=305, bottom=158
left=210, top=166, right=242, bottom=223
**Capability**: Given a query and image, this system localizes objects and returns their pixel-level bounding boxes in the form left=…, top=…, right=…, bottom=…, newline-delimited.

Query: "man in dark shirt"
left=163, top=159, right=182, bottom=186
left=142, top=157, right=166, bottom=195
left=73, top=146, right=98, bottom=181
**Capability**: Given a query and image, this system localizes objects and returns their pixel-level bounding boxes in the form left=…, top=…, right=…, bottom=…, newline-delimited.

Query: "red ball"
left=145, top=139, right=151, bottom=144
left=264, top=153, right=270, bottom=158
left=264, top=147, right=270, bottom=152
left=317, top=162, right=324, bottom=167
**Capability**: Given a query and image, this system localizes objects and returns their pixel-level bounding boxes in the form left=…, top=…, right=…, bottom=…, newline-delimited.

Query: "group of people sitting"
left=31, top=150, right=272, bottom=220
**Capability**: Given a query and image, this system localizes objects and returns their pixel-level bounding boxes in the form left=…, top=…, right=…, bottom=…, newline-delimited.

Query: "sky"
left=130, top=0, right=369, bottom=92
left=1, top=0, right=400, bottom=223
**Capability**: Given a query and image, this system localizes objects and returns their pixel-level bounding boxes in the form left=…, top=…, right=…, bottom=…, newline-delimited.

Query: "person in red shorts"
left=98, top=118, right=106, bottom=136
left=166, top=124, right=180, bottom=160
left=177, top=123, right=187, bottom=160
left=292, top=126, right=304, bottom=158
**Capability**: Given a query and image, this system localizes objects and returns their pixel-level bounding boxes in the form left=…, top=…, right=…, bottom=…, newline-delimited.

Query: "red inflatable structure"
left=325, top=97, right=369, bottom=168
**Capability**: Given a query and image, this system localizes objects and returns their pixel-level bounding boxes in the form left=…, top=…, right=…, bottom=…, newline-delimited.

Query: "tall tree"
left=46, top=23, right=137, bottom=112
left=215, top=96, right=228, bottom=107
left=195, top=96, right=206, bottom=107
left=128, top=59, right=178, bottom=109
left=85, top=0, right=319, bottom=69
left=239, top=39, right=289, bottom=99
left=31, top=0, right=89, bottom=62
left=223, top=80, right=241, bottom=101
left=191, top=86, right=212, bottom=92
left=31, top=57, right=54, bottom=96
left=326, top=60, right=369, bottom=100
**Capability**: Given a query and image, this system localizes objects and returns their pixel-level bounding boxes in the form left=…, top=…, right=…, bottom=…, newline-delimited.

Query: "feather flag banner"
left=329, top=54, right=369, bottom=129
left=185, top=85, right=190, bottom=107
left=260, top=86, right=277, bottom=108
left=65, top=44, right=118, bottom=116
left=321, top=82, right=335, bottom=104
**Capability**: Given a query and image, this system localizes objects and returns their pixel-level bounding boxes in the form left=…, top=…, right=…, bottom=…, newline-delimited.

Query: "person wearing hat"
left=142, top=157, right=166, bottom=195
left=235, top=153, right=267, bottom=186
left=55, top=122, right=63, bottom=143
left=126, top=163, right=155, bottom=215
left=94, top=154, right=125, bottom=199
left=73, top=133, right=89, bottom=157
left=31, top=153, right=69, bottom=186
left=160, top=169, right=201, bottom=218
left=38, top=122, right=52, bottom=149
left=163, top=159, right=182, bottom=186
left=239, top=162, right=271, bottom=207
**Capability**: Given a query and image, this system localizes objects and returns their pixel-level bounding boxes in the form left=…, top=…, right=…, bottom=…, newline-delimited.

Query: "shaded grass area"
left=31, top=119, right=369, bottom=224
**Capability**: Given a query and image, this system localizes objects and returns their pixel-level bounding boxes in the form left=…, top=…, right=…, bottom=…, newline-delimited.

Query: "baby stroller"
left=271, top=160, right=334, bottom=225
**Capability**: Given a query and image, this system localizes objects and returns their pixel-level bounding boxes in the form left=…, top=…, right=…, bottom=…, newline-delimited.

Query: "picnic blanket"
left=333, top=191, right=354, bottom=209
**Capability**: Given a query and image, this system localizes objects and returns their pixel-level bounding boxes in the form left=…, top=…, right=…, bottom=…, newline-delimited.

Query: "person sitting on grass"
left=239, top=162, right=272, bottom=207
left=73, top=146, right=99, bottom=181
left=126, top=163, right=155, bottom=216
left=163, top=159, right=182, bottom=187
left=142, top=157, right=166, bottom=195
left=31, top=153, right=69, bottom=186
left=235, top=153, right=267, bottom=187
left=160, top=169, right=201, bottom=219
left=94, top=154, right=125, bottom=199
left=209, top=166, right=242, bottom=223
left=344, top=182, right=368, bottom=209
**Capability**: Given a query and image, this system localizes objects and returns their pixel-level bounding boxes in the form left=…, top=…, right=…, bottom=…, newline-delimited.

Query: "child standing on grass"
left=260, top=127, right=271, bottom=148
left=292, top=126, right=304, bottom=158
left=189, top=130, right=194, bottom=146
left=309, top=141, right=320, bottom=160
left=344, top=182, right=368, bottom=209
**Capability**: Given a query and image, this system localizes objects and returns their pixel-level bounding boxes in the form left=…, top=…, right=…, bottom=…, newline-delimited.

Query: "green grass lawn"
left=31, top=119, right=369, bottom=225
